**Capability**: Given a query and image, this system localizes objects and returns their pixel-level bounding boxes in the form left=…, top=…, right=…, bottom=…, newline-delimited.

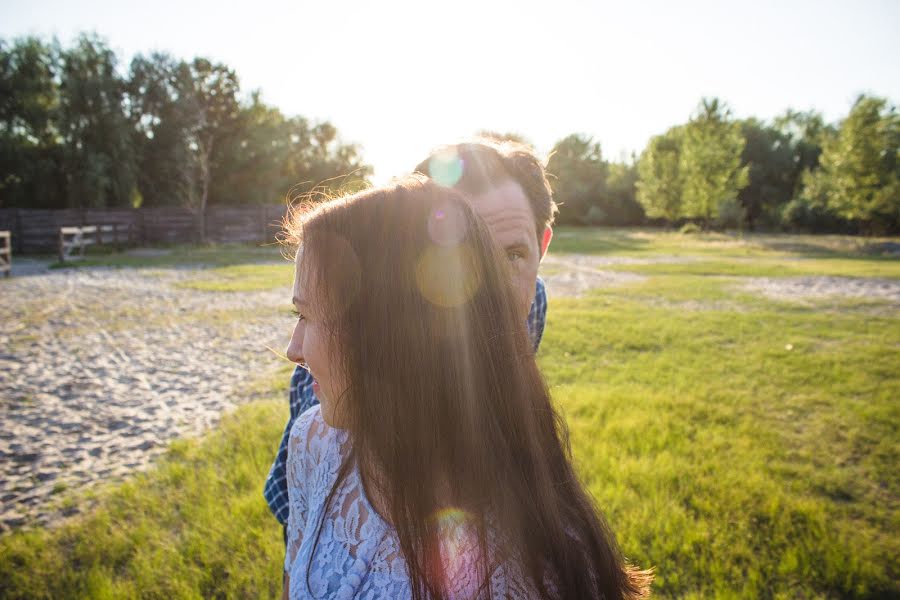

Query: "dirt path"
left=740, top=276, right=900, bottom=303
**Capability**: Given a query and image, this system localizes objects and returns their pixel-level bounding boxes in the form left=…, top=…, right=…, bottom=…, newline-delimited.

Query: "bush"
left=679, top=222, right=702, bottom=235
left=714, top=198, right=744, bottom=229
left=780, top=197, right=853, bottom=234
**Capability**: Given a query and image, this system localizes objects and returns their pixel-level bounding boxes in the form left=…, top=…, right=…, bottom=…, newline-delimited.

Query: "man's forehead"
left=468, top=180, right=537, bottom=242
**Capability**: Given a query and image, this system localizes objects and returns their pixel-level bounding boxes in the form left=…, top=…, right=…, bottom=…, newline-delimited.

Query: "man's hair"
left=414, top=139, right=558, bottom=243
left=282, top=176, right=650, bottom=600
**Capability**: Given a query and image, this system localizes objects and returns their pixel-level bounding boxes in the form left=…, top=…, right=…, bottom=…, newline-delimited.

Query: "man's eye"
left=507, top=250, right=524, bottom=262
left=291, top=310, right=306, bottom=321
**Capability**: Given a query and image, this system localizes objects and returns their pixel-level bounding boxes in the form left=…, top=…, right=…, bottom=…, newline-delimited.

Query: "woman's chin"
left=319, top=403, right=345, bottom=429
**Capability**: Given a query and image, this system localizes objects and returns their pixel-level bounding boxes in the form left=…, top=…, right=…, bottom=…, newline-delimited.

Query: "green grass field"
left=3, top=228, right=898, bottom=599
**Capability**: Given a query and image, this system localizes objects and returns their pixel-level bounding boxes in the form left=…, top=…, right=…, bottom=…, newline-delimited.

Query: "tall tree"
left=0, top=37, right=64, bottom=208
left=636, top=126, right=684, bottom=222
left=546, top=134, right=607, bottom=225
left=680, top=98, right=748, bottom=227
left=737, top=118, right=794, bottom=230
left=774, top=109, right=832, bottom=198
left=173, top=58, right=241, bottom=239
left=802, top=95, right=899, bottom=233
left=58, top=34, right=136, bottom=209
left=125, top=52, right=193, bottom=207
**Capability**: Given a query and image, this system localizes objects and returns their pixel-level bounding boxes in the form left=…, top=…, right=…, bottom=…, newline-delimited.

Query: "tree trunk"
left=197, top=136, right=213, bottom=243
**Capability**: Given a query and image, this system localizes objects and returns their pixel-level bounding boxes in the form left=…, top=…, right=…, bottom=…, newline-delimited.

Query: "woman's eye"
left=507, top=250, right=523, bottom=262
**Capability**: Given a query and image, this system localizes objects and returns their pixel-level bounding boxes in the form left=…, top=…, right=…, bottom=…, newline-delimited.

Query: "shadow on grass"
left=549, top=227, right=654, bottom=255
left=745, top=235, right=900, bottom=260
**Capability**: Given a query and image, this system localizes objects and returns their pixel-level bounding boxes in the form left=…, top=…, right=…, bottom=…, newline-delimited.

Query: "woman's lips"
left=312, top=381, right=320, bottom=394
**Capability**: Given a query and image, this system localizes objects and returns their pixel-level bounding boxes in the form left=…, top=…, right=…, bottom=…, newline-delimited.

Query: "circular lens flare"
left=428, top=149, right=464, bottom=188
left=415, top=243, right=482, bottom=307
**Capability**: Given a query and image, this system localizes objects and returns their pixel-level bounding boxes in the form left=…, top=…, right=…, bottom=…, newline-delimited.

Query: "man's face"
left=468, top=180, right=543, bottom=320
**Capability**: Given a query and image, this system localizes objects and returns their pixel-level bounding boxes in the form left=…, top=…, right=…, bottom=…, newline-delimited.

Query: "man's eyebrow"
left=503, top=241, right=531, bottom=252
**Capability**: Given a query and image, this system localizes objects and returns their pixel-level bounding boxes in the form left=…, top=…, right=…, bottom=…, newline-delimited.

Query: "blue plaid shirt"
left=263, top=276, right=548, bottom=525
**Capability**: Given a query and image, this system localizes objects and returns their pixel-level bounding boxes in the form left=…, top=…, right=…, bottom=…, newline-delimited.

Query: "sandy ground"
left=1, top=253, right=897, bottom=532
left=0, top=264, right=290, bottom=531
left=740, top=276, right=900, bottom=303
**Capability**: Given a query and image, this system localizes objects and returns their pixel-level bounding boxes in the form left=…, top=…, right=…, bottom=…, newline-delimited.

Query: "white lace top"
left=284, top=406, right=542, bottom=599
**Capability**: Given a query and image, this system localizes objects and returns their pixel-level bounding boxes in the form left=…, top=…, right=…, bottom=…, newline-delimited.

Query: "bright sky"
left=2, top=0, right=899, bottom=183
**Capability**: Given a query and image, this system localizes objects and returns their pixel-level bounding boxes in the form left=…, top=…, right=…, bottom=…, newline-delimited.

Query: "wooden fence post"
left=14, top=209, right=23, bottom=254
left=0, top=231, right=11, bottom=277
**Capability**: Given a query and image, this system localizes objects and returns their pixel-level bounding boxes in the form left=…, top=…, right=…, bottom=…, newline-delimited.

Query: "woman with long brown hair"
left=281, top=176, right=650, bottom=599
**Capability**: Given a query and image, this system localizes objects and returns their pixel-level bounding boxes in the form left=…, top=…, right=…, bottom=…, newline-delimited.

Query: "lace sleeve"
left=283, top=407, right=319, bottom=573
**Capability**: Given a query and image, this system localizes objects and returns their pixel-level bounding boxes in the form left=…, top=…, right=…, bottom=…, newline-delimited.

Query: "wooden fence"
left=0, top=206, right=290, bottom=254
left=0, top=231, right=10, bottom=277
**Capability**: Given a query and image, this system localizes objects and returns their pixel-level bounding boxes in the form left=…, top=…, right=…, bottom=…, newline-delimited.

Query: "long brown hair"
left=283, top=176, right=650, bottom=599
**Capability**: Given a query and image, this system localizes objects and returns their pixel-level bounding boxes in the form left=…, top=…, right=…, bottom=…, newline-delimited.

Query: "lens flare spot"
left=415, top=243, right=482, bottom=307
left=428, top=149, right=464, bottom=188
left=430, top=507, right=481, bottom=595
left=427, top=202, right=468, bottom=247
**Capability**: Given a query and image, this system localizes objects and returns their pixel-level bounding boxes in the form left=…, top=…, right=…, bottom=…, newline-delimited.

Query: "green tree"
left=0, top=37, right=65, bottom=208
left=172, top=58, right=241, bottom=239
left=773, top=109, right=845, bottom=232
left=58, top=34, right=137, bottom=209
left=636, top=126, right=684, bottom=222
left=803, top=95, right=899, bottom=233
left=737, top=118, right=794, bottom=230
left=546, top=134, right=607, bottom=225
left=774, top=109, right=833, bottom=198
left=603, top=157, right=645, bottom=225
left=210, top=92, right=370, bottom=205
left=680, top=98, right=748, bottom=228
left=126, top=52, right=195, bottom=207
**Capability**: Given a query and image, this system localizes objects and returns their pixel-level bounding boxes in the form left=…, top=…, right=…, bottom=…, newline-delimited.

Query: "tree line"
left=2, top=34, right=897, bottom=235
left=0, top=34, right=371, bottom=223
left=545, top=95, right=899, bottom=234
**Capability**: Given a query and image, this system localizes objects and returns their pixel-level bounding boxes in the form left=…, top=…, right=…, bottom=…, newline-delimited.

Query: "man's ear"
left=539, top=226, right=553, bottom=261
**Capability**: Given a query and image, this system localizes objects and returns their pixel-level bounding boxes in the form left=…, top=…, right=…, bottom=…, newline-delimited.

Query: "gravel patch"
left=0, top=266, right=291, bottom=532
left=538, top=254, right=695, bottom=297
left=740, top=276, right=900, bottom=303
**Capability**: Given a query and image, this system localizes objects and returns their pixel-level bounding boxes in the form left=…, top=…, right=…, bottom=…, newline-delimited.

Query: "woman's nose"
left=286, top=323, right=305, bottom=365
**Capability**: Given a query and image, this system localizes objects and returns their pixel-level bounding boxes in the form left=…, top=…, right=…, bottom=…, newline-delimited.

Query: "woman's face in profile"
left=286, top=247, right=348, bottom=428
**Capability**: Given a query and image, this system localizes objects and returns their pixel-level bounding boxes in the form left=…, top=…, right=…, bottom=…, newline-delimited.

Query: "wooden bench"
left=58, top=224, right=133, bottom=262
left=0, top=231, right=10, bottom=277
